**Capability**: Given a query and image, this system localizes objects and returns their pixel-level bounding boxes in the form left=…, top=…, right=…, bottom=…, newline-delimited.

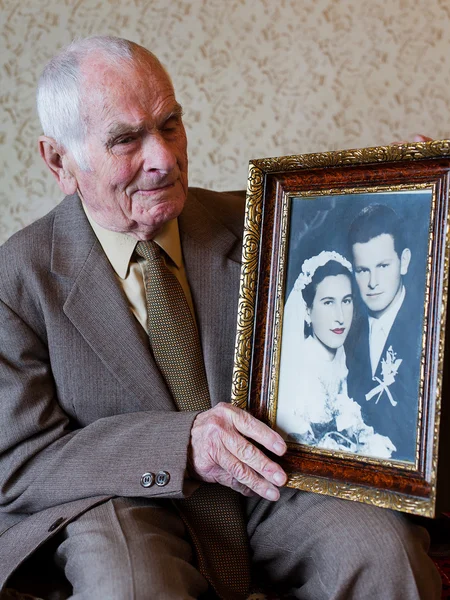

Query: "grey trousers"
left=246, top=487, right=441, bottom=599
left=53, top=490, right=441, bottom=600
left=54, top=498, right=208, bottom=600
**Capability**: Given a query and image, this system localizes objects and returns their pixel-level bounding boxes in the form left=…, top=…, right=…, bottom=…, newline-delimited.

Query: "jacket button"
left=140, top=472, right=155, bottom=488
left=48, top=517, right=66, bottom=532
left=155, top=471, right=170, bottom=486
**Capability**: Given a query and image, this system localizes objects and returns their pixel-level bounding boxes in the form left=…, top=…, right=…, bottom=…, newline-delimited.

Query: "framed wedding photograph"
left=231, top=140, right=450, bottom=517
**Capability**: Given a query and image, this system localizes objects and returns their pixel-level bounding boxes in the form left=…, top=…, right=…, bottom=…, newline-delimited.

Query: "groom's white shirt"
left=368, top=285, right=405, bottom=376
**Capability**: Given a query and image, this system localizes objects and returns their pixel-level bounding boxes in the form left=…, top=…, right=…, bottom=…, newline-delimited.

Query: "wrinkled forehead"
left=78, top=49, right=174, bottom=122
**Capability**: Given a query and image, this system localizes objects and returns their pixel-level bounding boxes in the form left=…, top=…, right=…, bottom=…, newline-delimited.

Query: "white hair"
left=36, top=36, right=160, bottom=170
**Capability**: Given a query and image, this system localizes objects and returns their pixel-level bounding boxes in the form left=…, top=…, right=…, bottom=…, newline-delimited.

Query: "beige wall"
left=1, top=0, right=449, bottom=244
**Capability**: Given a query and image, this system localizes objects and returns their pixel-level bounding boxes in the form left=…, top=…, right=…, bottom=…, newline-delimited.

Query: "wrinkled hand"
left=391, top=134, right=433, bottom=145
left=189, top=402, right=287, bottom=501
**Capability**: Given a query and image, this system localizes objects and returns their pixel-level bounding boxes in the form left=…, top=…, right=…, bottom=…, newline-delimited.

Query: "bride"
left=276, top=250, right=395, bottom=459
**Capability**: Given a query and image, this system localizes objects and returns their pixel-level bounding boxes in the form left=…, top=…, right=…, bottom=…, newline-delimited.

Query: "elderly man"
left=0, top=36, right=440, bottom=599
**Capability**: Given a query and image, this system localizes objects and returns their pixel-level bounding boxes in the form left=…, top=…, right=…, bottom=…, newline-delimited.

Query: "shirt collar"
left=368, top=285, right=406, bottom=334
left=81, top=202, right=183, bottom=279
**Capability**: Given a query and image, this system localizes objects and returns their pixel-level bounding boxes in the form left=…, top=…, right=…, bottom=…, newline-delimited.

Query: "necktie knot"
left=135, top=240, right=160, bottom=262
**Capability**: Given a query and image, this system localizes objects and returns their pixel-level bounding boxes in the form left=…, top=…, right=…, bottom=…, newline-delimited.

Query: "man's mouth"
left=130, top=174, right=180, bottom=195
left=134, top=182, right=176, bottom=194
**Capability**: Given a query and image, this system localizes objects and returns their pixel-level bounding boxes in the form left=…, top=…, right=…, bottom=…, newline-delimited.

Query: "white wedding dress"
left=276, top=288, right=395, bottom=459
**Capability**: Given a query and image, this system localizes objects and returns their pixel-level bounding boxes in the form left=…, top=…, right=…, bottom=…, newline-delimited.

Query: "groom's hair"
left=348, top=203, right=408, bottom=258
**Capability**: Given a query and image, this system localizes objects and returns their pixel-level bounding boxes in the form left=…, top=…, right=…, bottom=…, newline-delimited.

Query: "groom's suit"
left=0, top=187, right=246, bottom=590
left=346, top=291, right=423, bottom=462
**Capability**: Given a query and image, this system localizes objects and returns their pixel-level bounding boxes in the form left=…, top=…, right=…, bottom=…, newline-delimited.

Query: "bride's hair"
left=287, top=250, right=353, bottom=337
left=302, top=260, right=353, bottom=309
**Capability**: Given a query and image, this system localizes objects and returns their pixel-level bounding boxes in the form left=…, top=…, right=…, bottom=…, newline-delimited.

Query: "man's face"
left=63, top=50, right=188, bottom=240
left=352, top=233, right=410, bottom=318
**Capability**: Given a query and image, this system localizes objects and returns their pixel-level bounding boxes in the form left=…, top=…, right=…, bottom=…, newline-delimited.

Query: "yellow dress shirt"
left=82, top=203, right=195, bottom=331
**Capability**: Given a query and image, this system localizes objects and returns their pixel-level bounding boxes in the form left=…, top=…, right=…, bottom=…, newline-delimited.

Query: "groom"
left=345, top=204, right=423, bottom=462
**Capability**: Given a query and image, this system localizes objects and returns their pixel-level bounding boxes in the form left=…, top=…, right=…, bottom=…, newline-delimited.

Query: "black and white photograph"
left=275, top=189, right=433, bottom=463
left=233, top=144, right=450, bottom=516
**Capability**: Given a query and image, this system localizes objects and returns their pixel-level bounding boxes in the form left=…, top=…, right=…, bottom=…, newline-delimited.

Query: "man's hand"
left=391, top=134, right=433, bottom=145
left=189, top=402, right=287, bottom=501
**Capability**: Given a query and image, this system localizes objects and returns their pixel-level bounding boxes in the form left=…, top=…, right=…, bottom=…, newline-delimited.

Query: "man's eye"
left=343, top=297, right=353, bottom=305
left=323, top=300, right=333, bottom=306
left=116, top=136, right=136, bottom=145
left=162, top=118, right=179, bottom=132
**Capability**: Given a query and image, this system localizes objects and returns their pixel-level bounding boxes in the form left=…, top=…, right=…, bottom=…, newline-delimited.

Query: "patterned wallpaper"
left=1, top=0, right=450, bottom=244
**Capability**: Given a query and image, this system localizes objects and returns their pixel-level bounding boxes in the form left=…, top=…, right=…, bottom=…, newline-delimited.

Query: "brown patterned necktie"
left=136, top=240, right=251, bottom=600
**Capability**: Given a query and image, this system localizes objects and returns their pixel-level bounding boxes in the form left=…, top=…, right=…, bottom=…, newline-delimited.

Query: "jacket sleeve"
left=0, top=294, right=198, bottom=515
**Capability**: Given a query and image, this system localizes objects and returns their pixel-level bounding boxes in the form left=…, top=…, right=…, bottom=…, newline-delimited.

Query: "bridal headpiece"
left=293, top=250, right=352, bottom=293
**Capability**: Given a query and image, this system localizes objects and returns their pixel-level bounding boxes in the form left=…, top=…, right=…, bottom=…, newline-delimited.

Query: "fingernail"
left=273, top=471, right=285, bottom=485
left=266, top=488, right=279, bottom=501
left=273, top=441, right=286, bottom=454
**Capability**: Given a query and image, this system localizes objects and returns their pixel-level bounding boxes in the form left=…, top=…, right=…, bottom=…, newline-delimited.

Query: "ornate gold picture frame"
left=231, top=141, right=450, bottom=517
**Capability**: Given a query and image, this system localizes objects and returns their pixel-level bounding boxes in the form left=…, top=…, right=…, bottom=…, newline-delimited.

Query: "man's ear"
left=400, top=248, right=411, bottom=276
left=38, top=136, right=78, bottom=195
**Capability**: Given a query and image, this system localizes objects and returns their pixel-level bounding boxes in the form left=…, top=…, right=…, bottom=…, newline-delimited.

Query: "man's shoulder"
left=399, top=287, right=421, bottom=317
left=387, top=289, right=423, bottom=354
left=1, top=195, right=79, bottom=253
left=0, top=204, right=56, bottom=275
left=186, top=187, right=246, bottom=238
left=0, top=195, right=85, bottom=292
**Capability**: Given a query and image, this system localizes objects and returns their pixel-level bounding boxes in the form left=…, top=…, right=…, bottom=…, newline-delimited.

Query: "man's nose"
left=368, top=270, right=378, bottom=289
left=142, top=134, right=177, bottom=173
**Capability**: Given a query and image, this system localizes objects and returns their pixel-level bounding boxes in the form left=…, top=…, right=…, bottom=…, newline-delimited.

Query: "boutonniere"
left=365, top=346, right=402, bottom=406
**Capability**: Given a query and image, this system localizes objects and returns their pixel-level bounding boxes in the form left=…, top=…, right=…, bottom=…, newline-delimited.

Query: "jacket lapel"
left=51, top=195, right=175, bottom=411
left=51, top=190, right=243, bottom=410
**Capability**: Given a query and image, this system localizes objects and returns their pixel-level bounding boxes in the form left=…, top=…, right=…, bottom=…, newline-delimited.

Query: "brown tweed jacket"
left=0, top=187, right=246, bottom=590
